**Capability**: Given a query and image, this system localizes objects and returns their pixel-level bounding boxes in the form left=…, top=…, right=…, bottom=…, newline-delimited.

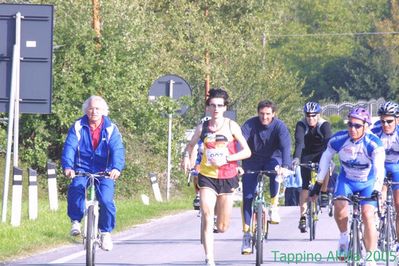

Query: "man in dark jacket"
left=240, top=100, right=291, bottom=254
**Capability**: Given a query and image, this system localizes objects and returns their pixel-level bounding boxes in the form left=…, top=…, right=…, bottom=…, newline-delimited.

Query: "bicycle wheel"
left=256, top=203, right=264, bottom=266
left=86, top=205, right=96, bottom=266
left=312, top=201, right=318, bottom=240
left=385, top=215, right=391, bottom=266
left=346, top=220, right=358, bottom=266
left=308, top=201, right=314, bottom=241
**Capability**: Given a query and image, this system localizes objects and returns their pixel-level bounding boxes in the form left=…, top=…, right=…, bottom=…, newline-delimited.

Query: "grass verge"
left=0, top=196, right=191, bottom=262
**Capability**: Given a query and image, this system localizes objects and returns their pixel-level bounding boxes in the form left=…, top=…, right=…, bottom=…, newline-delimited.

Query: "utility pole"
left=92, top=0, right=101, bottom=49
left=204, top=4, right=210, bottom=107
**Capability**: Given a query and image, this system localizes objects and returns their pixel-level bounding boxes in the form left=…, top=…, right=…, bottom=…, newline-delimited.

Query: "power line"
left=268, top=31, right=399, bottom=38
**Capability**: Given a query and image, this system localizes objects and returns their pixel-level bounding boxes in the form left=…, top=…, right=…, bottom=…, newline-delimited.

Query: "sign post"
left=0, top=4, right=54, bottom=222
left=148, top=74, right=191, bottom=200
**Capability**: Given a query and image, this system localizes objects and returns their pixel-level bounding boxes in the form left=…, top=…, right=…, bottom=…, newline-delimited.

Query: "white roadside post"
left=47, top=162, right=58, bottom=211
left=28, top=168, right=38, bottom=220
left=10, top=167, right=23, bottom=227
left=149, top=173, right=163, bottom=202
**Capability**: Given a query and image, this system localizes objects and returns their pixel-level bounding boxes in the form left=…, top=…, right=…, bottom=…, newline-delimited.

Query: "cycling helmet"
left=303, top=102, right=321, bottom=113
left=377, top=101, right=399, bottom=117
left=348, top=107, right=371, bottom=125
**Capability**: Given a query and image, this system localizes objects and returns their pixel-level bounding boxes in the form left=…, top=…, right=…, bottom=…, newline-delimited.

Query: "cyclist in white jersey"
left=310, top=107, right=385, bottom=262
left=371, top=101, right=399, bottom=241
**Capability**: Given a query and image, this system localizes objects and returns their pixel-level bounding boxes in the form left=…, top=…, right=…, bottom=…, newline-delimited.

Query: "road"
left=4, top=205, right=390, bottom=265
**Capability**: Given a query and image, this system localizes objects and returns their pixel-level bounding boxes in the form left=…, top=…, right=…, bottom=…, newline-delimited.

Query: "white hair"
left=82, top=95, right=109, bottom=116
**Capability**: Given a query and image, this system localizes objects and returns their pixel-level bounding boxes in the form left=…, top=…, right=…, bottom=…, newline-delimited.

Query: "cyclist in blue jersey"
left=310, top=107, right=385, bottom=260
left=371, top=101, right=399, bottom=242
left=62, top=95, right=125, bottom=251
left=240, top=100, right=291, bottom=254
left=292, top=102, right=332, bottom=233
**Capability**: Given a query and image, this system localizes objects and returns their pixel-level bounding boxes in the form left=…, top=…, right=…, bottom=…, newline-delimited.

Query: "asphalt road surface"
left=4, top=206, right=392, bottom=265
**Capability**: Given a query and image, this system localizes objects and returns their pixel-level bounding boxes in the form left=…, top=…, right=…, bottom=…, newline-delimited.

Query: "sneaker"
left=269, top=207, right=280, bottom=224
left=101, top=232, right=113, bottom=251
left=320, top=192, right=329, bottom=208
left=298, top=216, right=307, bottom=233
left=193, top=195, right=200, bottom=210
left=337, top=239, right=348, bottom=261
left=241, top=232, right=252, bottom=255
left=205, top=258, right=215, bottom=266
left=70, top=220, right=81, bottom=236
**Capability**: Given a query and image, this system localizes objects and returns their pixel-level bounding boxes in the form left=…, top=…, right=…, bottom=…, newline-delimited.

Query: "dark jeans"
left=284, top=187, right=301, bottom=206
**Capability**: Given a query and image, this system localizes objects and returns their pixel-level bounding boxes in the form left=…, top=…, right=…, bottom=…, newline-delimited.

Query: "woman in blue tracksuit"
left=61, top=95, right=125, bottom=251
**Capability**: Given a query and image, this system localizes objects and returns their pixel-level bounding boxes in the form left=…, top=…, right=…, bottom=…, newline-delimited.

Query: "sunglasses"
left=381, top=119, right=395, bottom=125
left=209, top=103, right=225, bottom=108
left=306, top=114, right=317, bottom=118
left=347, top=121, right=364, bottom=129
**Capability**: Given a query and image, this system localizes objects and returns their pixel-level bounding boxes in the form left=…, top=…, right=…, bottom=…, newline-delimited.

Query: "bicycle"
left=76, top=171, right=109, bottom=266
left=377, top=173, right=399, bottom=265
left=245, top=167, right=293, bottom=266
left=298, top=162, right=321, bottom=241
left=335, top=193, right=378, bottom=265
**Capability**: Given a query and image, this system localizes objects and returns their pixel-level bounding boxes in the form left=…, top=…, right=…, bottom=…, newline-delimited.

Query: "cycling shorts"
left=198, top=173, right=239, bottom=195
left=385, top=162, right=399, bottom=191
left=334, top=175, right=377, bottom=207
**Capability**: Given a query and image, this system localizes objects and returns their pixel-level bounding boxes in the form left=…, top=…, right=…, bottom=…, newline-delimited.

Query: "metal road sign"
left=0, top=4, right=53, bottom=114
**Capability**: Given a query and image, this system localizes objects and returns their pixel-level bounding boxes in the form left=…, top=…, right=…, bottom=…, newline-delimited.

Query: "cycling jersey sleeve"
left=293, top=121, right=306, bottom=159
left=372, top=146, right=386, bottom=191
left=316, top=145, right=336, bottom=183
left=320, top=121, right=332, bottom=147
left=278, top=122, right=292, bottom=167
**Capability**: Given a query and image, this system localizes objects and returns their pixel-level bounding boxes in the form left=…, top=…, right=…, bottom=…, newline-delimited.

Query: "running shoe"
left=193, top=195, right=200, bottom=210
left=101, top=232, right=113, bottom=251
left=241, top=232, right=252, bottom=254
left=269, top=207, right=280, bottom=224
left=298, top=216, right=307, bottom=233
left=70, top=220, right=81, bottom=236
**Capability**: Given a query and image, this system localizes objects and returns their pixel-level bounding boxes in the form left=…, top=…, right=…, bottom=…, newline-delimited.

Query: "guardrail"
left=321, top=97, right=385, bottom=118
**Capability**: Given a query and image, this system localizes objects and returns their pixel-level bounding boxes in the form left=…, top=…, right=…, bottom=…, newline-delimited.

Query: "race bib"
left=205, top=147, right=229, bottom=166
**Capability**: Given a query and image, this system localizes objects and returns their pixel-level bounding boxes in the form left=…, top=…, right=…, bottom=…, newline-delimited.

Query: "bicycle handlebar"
left=334, top=193, right=381, bottom=217
left=245, top=170, right=276, bottom=175
left=333, top=193, right=378, bottom=203
left=75, top=171, right=110, bottom=178
left=298, top=162, right=319, bottom=170
left=245, top=167, right=294, bottom=178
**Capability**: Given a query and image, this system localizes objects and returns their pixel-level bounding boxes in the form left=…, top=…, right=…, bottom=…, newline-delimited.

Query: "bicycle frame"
left=76, top=172, right=109, bottom=266
left=245, top=168, right=293, bottom=266
left=249, top=170, right=272, bottom=266
left=299, top=162, right=320, bottom=241
left=336, top=193, right=377, bottom=265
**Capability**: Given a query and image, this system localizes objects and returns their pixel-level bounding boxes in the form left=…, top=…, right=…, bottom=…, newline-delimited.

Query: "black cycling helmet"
left=303, top=102, right=321, bottom=113
left=377, top=101, right=399, bottom=117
